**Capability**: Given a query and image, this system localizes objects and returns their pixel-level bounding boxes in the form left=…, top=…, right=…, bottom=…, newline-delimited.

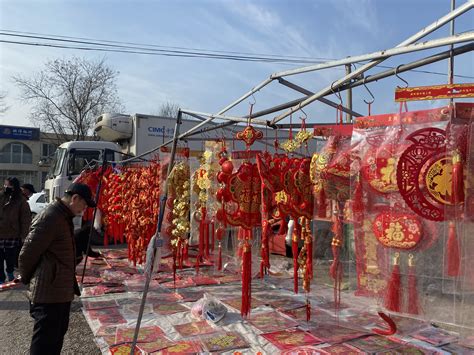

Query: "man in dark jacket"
left=0, top=177, right=31, bottom=283
left=19, top=183, right=96, bottom=355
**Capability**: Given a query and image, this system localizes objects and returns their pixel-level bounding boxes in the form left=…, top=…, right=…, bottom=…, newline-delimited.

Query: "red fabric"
left=446, top=221, right=460, bottom=277
left=385, top=264, right=401, bottom=312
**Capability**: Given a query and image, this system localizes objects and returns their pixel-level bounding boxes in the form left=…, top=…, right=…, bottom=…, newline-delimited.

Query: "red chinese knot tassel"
left=217, top=242, right=222, bottom=271
left=318, top=188, right=327, bottom=218
left=446, top=221, right=461, bottom=277
left=385, top=252, right=401, bottom=313
left=452, top=150, right=464, bottom=204
left=241, top=234, right=252, bottom=317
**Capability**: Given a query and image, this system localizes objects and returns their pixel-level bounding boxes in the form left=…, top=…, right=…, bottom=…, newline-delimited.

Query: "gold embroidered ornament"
left=168, top=162, right=191, bottom=247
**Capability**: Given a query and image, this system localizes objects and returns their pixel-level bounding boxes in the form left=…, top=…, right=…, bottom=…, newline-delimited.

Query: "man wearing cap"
left=19, top=183, right=96, bottom=355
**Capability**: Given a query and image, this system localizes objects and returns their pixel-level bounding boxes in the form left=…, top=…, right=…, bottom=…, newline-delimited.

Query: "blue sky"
left=0, top=0, right=473, bottom=131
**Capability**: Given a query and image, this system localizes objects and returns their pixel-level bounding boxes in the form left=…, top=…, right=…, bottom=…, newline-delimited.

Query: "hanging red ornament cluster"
left=76, top=159, right=161, bottom=265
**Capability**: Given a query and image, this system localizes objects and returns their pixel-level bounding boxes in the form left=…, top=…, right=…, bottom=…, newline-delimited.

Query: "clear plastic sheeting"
left=350, top=103, right=474, bottom=333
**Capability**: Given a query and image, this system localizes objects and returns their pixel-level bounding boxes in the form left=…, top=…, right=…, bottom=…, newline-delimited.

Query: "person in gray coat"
left=0, top=177, right=31, bottom=284
left=19, top=183, right=96, bottom=355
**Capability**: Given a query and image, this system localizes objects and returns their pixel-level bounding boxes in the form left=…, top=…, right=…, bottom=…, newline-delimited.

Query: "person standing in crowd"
left=19, top=183, right=96, bottom=355
left=0, top=177, right=31, bottom=284
left=21, top=183, right=36, bottom=200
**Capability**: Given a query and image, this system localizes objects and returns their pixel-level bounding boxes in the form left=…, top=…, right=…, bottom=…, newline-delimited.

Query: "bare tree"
left=13, top=57, right=123, bottom=144
left=0, top=91, right=8, bottom=115
left=157, top=101, right=180, bottom=118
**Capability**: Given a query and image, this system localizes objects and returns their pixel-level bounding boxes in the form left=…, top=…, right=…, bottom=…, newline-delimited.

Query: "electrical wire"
left=1, top=30, right=473, bottom=77
left=0, top=29, right=335, bottom=62
left=0, top=32, right=326, bottom=64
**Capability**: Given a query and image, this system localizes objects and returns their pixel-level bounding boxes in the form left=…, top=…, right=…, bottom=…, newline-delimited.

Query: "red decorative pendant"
left=225, top=162, right=262, bottom=229
left=372, top=211, right=422, bottom=250
left=397, top=127, right=465, bottom=221
left=236, top=125, right=263, bottom=147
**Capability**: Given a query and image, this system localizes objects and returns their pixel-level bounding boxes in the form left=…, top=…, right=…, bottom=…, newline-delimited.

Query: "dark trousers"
left=29, top=302, right=71, bottom=355
left=0, top=247, right=16, bottom=282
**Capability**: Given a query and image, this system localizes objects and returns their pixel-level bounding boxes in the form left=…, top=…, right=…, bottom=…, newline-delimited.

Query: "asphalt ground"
left=0, top=280, right=101, bottom=355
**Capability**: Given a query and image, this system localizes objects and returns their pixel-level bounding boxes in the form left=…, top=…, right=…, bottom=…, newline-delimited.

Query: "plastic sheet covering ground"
left=78, top=249, right=474, bottom=355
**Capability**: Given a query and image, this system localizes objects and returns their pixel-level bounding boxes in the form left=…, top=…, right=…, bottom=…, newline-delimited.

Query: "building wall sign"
left=0, top=125, right=40, bottom=141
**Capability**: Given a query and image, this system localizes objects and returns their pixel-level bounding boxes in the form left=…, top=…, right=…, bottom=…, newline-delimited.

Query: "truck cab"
left=44, top=140, right=119, bottom=204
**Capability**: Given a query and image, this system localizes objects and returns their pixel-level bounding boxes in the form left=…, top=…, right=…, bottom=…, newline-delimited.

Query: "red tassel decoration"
left=306, top=234, right=313, bottom=280
left=329, top=212, right=343, bottom=309
left=385, top=252, right=401, bottom=313
left=210, top=221, right=215, bottom=253
left=204, top=221, right=210, bottom=258
left=446, top=221, right=461, bottom=277
left=260, top=220, right=270, bottom=278
left=241, top=236, right=252, bottom=317
left=318, top=188, right=327, bottom=218
left=407, top=254, right=419, bottom=315
left=217, top=242, right=222, bottom=271
left=292, top=222, right=301, bottom=294
left=352, top=176, right=364, bottom=215
left=329, top=212, right=342, bottom=279
left=452, top=149, right=464, bottom=205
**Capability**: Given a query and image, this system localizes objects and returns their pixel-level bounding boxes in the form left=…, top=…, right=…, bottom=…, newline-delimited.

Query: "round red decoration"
left=372, top=211, right=422, bottom=250
left=397, top=127, right=453, bottom=221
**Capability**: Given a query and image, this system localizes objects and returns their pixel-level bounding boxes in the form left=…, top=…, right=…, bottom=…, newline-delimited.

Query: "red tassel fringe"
left=241, top=235, right=252, bottom=317
left=260, top=220, right=270, bottom=278
left=385, top=254, right=401, bottom=313
left=318, top=189, right=327, bottom=218
left=352, top=178, right=364, bottom=214
left=306, top=299, right=311, bottom=322
left=217, top=243, right=222, bottom=271
left=292, top=235, right=299, bottom=294
left=446, top=221, right=461, bottom=277
left=452, top=153, right=464, bottom=204
left=307, top=236, right=313, bottom=280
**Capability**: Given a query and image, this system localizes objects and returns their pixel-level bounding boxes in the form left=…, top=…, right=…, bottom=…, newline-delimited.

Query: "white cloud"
left=330, top=0, right=378, bottom=34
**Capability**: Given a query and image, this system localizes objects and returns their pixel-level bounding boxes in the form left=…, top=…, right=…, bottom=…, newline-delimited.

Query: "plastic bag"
left=191, top=294, right=227, bottom=323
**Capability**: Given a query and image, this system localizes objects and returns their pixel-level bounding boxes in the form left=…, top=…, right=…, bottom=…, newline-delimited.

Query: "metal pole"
left=130, top=111, right=182, bottom=355
left=337, top=42, right=474, bottom=91
left=80, top=153, right=108, bottom=284
left=449, top=0, right=456, bottom=105
left=180, top=109, right=270, bottom=126
left=277, top=78, right=363, bottom=117
left=272, top=31, right=474, bottom=124
left=271, top=1, right=473, bottom=79
left=345, top=64, right=353, bottom=122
